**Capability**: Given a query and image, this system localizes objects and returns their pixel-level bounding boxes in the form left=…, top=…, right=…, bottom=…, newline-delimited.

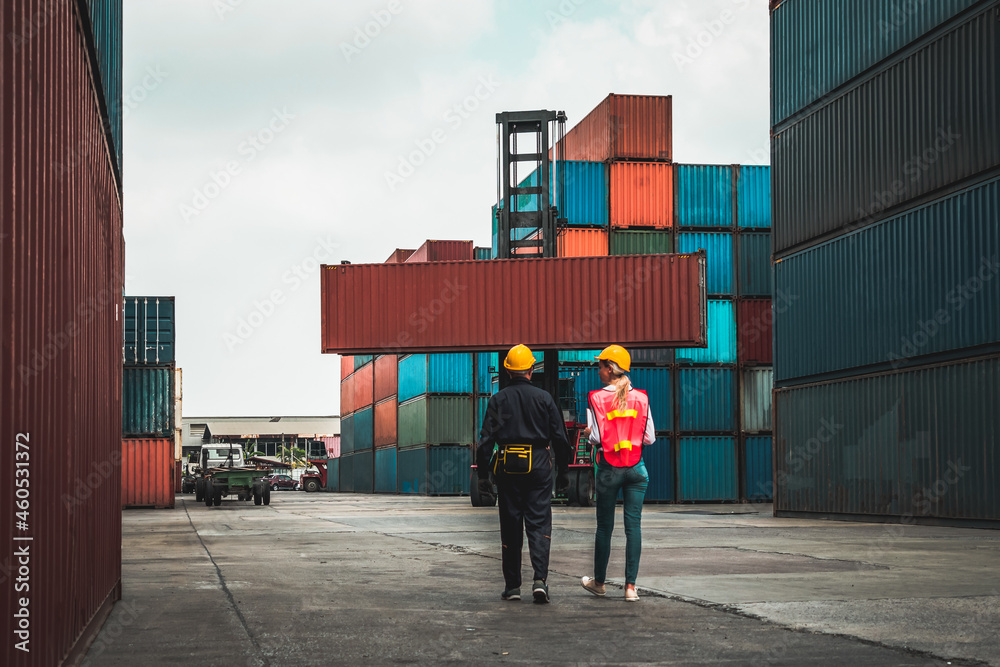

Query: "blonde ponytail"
left=609, top=366, right=631, bottom=411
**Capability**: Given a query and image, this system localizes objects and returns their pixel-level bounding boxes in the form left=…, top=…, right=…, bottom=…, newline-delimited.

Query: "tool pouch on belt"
left=494, top=445, right=533, bottom=475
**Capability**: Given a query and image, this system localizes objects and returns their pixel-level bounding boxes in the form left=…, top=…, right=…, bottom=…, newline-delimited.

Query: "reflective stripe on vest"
left=588, top=388, right=649, bottom=468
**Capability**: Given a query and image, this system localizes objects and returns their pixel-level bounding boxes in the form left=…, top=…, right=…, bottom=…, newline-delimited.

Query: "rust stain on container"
left=1, top=2, right=125, bottom=664
left=553, top=93, right=672, bottom=162
left=374, top=354, right=398, bottom=402
left=122, top=439, right=175, bottom=509
left=405, top=240, right=473, bottom=263
left=374, top=397, right=398, bottom=448
left=322, top=253, right=706, bottom=354
left=608, top=162, right=674, bottom=229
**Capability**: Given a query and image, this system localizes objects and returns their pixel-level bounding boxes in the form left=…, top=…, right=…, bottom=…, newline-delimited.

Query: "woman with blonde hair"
left=580, top=344, right=655, bottom=601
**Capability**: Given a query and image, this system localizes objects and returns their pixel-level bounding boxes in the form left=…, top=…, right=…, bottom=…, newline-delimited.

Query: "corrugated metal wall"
left=374, top=447, right=396, bottom=493
left=397, top=446, right=471, bottom=495
left=736, top=166, right=770, bottom=228
left=642, top=437, right=674, bottom=501
left=1, top=1, right=125, bottom=663
left=397, top=353, right=473, bottom=402
left=675, top=300, right=736, bottom=364
left=353, top=407, right=374, bottom=451
left=609, top=229, right=673, bottom=255
left=677, top=369, right=735, bottom=432
left=736, top=232, right=771, bottom=297
left=678, top=232, right=733, bottom=295
left=744, top=436, right=774, bottom=501
left=608, top=162, right=674, bottom=229
left=398, top=396, right=474, bottom=448
left=676, top=165, right=734, bottom=227
left=121, top=438, right=174, bottom=509
left=122, top=297, right=175, bottom=365
left=122, top=367, right=174, bottom=437
left=677, top=437, right=737, bottom=501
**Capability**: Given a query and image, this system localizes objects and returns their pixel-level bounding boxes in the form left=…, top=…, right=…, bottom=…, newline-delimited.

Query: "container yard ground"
left=83, top=495, right=999, bottom=666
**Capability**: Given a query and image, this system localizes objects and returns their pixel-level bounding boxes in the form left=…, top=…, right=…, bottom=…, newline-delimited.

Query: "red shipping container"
left=738, top=299, right=774, bottom=364
left=553, top=93, right=672, bottom=162
left=321, top=254, right=707, bottom=354
left=374, top=354, right=398, bottom=402
left=608, top=162, right=674, bottom=229
left=341, top=355, right=354, bottom=380
left=385, top=248, right=416, bottom=263
left=353, top=362, right=375, bottom=410
left=1, top=3, right=125, bottom=664
left=374, top=398, right=398, bottom=447
left=341, top=373, right=355, bottom=416
left=122, top=439, right=175, bottom=509
left=405, top=240, right=473, bottom=263
left=319, top=435, right=341, bottom=458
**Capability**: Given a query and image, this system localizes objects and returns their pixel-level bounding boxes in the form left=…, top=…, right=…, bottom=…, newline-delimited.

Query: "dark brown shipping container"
left=405, top=240, right=473, bottom=263
left=121, top=439, right=175, bottom=509
left=737, top=299, right=774, bottom=365
left=374, top=354, right=398, bottom=402
left=340, top=373, right=355, bottom=416
left=374, top=397, right=398, bottom=448
left=1, top=2, right=125, bottom=665
left=340, top=355, right=353, bottom=380
left=384, top=248, right=416, bottom=263
left=322, top=254, right=707, bottom=354
left=352, top=362, right=374, bottom=410
left=553, top=93, right=672, bottom=162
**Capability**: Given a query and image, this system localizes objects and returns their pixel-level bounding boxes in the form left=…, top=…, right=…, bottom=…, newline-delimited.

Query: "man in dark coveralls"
left=476, top=344, right=572, bottom=603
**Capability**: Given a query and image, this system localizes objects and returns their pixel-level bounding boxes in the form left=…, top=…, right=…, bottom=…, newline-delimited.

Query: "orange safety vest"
left=588, top=387, right=649, bottom=467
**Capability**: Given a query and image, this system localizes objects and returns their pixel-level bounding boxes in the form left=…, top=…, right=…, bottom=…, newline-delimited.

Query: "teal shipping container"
left=558, top=349, right=603, bottom=363
left=475, top=352, right=496, bottom=395
left=374, top=447, right=396, bottom=493
left=326, top=457, right=340, bottom=491
left=744, top=436, right=773, bottom=502
left=736, top=166, right=770, bottom=229
left=741, top=369, right=773, bottom=433
left=628, top=367, right=672, bottom=433
left=473, top=246, right=491, bottom=260
left=397, top=445, right=471, bottom=495
left=678, top=232, right=733, bottom=295
left=770, top=0, right=984, bottom=126
left=676, top=164, right=733, bottom=228
left=339, top=452, right=355, bottom=492
left=354, top=355, right=373, bottom=370
left=353, top=449, right=373, bottom=494
left=353, top=406, right=373, bottom=451
left=677, top=368, right=735, bottom=432
left=517, top=161, right=609, bottom=227
left=398, top=395, right=474, bottom=447
left=122, top=367, right=173, bottom=437
left=677, top=436, right=737, bottom=501
left=774, top=354, right=999, bottom=522
left=397, top=353, right=473, bottom=402
left=737, top=232, right=772, bottom=297
left=474, top=396, right=490, bottom=439
left=340, top=414, right=354, bottom=455
left=123, top=296, right=175, bottom=366
left=642, top=437, right=674, bottom=501
left=83, top=0, right=123, bottom=173
left=675, top=300, right=736, bottom=364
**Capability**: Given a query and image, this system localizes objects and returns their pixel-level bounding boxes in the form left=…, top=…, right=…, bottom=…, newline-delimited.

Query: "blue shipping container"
left=676, top=299, right=736, bottom=365
left=737, top=166, right=771, bottom=228
left=678, top=368, right=735, bottom=432
left=770, top=0, right=984, bottom=126
left=397, top=353, right=473, bottom=402
left=738, top=232, right=772, bottom=297
left=676, top=164, right=733, bottom=228
left=340, top=414, right=355, bottom=455
left=679, top=232, right=734, bottom=295
left=397, top=445, right=471, bottom=495
left=744, top=436, right=773, bottom=502
left=123, top=296, right=175, bottom=366
left=628, top=368, right=672, bottom=433
left=353, top=407, right=373, bottom=451
left=677, top=436, right=737, bottom=501
left=122, top=367, right=173, bottom=437
left=326, top=457, right=340, bottom=491
left=475, top=352, right=496, bottom=394
left=642, top=437, right=674, bottom=501
left=774, top=177, right=1000, bottom=384
left=353, top=449, right=373, bottom=493
left=374, top=447, right=397, bottom=493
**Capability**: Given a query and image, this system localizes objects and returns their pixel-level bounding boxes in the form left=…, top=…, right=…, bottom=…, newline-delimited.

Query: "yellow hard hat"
left=504, top=344, right=536, bottom=371
left=596, top=344, right=631, bottom=372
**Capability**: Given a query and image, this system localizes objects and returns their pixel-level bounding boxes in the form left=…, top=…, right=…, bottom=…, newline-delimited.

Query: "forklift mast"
left=494, top=109, right=568, bottom=403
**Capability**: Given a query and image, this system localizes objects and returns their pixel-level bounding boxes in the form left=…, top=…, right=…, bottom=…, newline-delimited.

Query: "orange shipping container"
left=609, top=162, right=674, bottom=229
left=374, top=354, right=398, bottom=402
left=374, top=397, right=398, bottom=448
left=122, top=438, right=175, bottom=509
left=341, top=355, right=354, bottom=380
left=553, top=93, right=672, bottom=162
left=341, top=373, right=355, bottom=416
left=353, top=362, right=375, bottom=410
left=558, top=228, right=609, bottom=257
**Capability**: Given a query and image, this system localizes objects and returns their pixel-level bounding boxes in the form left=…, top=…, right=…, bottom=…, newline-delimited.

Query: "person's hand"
left=556, top=470, right=570, bottom=494
left=581, top=427, right=591, bottom=439
left=477, top=478, right=494, bottom=498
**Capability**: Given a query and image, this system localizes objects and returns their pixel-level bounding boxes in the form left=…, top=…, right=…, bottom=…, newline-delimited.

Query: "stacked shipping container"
left=770, top=0, right=999, bottom=524
left=1, top=1, right=125, bottom=664
left=122, top=297, right=178, bottom=508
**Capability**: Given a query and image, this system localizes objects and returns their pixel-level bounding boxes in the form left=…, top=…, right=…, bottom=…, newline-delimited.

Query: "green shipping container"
left=609, top=229, right=674, bottom=255
left=397, top=396, right=474, bottom=448
left=122, top=367, right=174, bottom=437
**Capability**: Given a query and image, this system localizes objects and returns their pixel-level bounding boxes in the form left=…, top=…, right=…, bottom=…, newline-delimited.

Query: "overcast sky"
left=122, top=0, right=769, bottom=417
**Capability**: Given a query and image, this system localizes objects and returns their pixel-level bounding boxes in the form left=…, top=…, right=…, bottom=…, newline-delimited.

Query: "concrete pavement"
left=77, top=492, right=999, bottom=665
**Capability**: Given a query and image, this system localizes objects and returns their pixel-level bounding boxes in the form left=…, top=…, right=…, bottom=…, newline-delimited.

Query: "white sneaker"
left=581, top=576, right=606, bottom=597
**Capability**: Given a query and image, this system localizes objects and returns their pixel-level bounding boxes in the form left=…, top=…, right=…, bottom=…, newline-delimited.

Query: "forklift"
left=470, top=109, right=596, bottom=508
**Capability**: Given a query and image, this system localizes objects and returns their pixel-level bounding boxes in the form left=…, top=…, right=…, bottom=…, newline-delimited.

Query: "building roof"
left=181, top=416, right=340, bottom=439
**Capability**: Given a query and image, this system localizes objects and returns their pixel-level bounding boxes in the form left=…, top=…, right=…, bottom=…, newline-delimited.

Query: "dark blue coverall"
left=476, top=377, right=571, bottom=590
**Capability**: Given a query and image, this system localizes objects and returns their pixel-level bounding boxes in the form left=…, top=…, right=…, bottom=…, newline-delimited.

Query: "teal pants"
left=593, top=459, right=649, bottom=585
